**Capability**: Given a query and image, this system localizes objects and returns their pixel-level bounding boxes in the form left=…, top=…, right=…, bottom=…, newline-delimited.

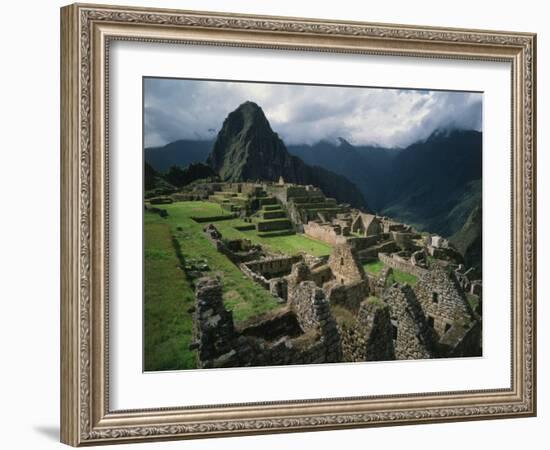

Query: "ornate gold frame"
left=60, top=3, right=537, bottom=446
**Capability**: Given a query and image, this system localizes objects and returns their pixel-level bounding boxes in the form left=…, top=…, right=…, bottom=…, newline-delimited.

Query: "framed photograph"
left=60, top=3, right=536, bottom=446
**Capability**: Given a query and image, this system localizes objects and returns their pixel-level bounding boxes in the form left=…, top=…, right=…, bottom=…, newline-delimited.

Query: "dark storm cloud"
left=143, top=78, right=482, bottom=148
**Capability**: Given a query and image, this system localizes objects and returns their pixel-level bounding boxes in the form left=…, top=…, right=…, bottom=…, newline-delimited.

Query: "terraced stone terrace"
left=208, top=190, right=248, bottom=213
left=287, top=195, right=351, bottom=222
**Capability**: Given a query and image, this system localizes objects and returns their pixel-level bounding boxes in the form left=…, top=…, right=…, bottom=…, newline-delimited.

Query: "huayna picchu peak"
left=206, top=101, right=368, bottom=209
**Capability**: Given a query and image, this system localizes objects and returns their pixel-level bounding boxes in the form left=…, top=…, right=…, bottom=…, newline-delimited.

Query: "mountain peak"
left=337, top=137, right=353, bottom=148
left=233, top=101, right=267, bottom=121
left=205, top=102, right=368, bottom=209
left=236, top=100, right=262, bottom=112
left=426, top=127, right=480, bottom=143
left=220, top=101, right=272, bottom=138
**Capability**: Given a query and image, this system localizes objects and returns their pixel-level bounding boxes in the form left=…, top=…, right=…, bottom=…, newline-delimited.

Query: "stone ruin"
left=338, top=298, right=396, bottom=362
left=203, top=223, right=264, bottom=263
left=189, top=236, right=481, bottom=367
left=383, top=284, right=435, bottom=360
left=303, top=220, right=350, bottom=246
left=327, top=243, right=366, bottom=285
left=190, top=277, right=342, bottom=368
left=178, top=181, right=482, bottom=367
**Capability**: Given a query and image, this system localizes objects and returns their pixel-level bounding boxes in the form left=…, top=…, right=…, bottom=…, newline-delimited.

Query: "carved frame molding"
left=60, top=3, right=536, bottom=446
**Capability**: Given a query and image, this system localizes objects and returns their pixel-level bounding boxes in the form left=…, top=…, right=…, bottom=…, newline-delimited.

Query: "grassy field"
left=363, top=259, right=418, bottom=286
left=391, top=270, right=418, bottom=286
left=149, top=202, right=281, bottom=321
left=363, top=260, right=384, bottom=274
left=188, top=202, right=331, bottom=256
left=143, top=219, right=196, bottom=371
left=143, top=199, right=334, bottom=370
left=143, top=200, right=333, bottom=371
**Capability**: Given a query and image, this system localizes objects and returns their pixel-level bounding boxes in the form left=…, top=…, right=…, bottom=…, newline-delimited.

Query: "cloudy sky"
left=144, top=77, right=482, bottom=149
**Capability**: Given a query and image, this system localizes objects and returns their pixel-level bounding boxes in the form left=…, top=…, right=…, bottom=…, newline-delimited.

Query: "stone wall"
left=351, top=213, right=382, bottom=236
left=265, top=184, right=323, bottom=205
left=382, top=284, right=435, bottom=360
left=338, top=298, right=396, bottom=362
left=391, top=231, right=416, bottom=250
left=303, top=221, right=348, bottom=246
left=286, top=262, right=312, bottom=293
left=191, top=277, right=342, bottom=368
left=191, top=277, right=253, bottom=368
left=204, top=224, right=263, bottom=263
left=347, top=235, right=380, bottom=251
left=328, top=243, right=366, bottom=284
left=325, top=279, right=369, bottom=313
left=357, top=240, right=399, bottom=260
left=237, top=306, right=302, bottom=340
left=288, top=281, right=342, bottom=363
left=239, top=261, right=270, bottom=290
left=310, top=264, right=333, bottom=287
left=378, top=252, right=429, bottom=278
left=269, top=277, right=288, bottom=301
left=243, top=255, right=302, bottom=279
left=256, top=219, right=292, bottom=232
left=445, top=320, right=482, bottom=357
left=413, top=265, right=474, bottom=338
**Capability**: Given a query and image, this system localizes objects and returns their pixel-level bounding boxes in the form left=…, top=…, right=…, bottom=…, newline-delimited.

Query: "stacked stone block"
left=338, top=298, right=396, bottom=362
left=383, top=284, right=435, bottom=360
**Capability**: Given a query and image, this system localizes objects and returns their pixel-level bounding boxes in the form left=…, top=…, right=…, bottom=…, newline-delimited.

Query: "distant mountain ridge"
left=144, top=107, right=482, bottom=263
left=451, top=200, right=482, bottom=273
left=145, top=139, right=213, bottom=173
left=287, top=138, right=400, bottom=210
left=380, top=129, right=482, bottom=236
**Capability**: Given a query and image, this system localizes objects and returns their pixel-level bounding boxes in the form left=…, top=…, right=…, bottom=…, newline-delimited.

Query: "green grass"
left=213, top=216, right=331, bottom=257
left=143, top=219, right=196, bottom=371
left=331, top=305, right=357, bottom=327
left=366, top=295, right=385, bottom=308
left=173, top=200, right=226, bottom=218
left=262, top=205, right=282, bottom=211
left=363, top=258, right=417, bottom=286
left=257, top=233, right=331, bottom=256
left=363, top=260, right=384, bottom=274
left=144, top=202, right=282, bottom=371
left=466, top=293, right=480, bottom=312
left=386, top=269, right=418, bottom=287
left=158, top=202, right=280, bottom=322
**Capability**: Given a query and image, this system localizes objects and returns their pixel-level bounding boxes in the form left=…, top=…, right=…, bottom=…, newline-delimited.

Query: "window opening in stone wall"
left=391, top=320, right=398, bottom=340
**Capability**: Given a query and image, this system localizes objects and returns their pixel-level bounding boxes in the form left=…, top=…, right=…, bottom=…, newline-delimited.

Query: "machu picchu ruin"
left=143, top=93, right=483, bottom=371
left=145, top=178, right=482, bottom=369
